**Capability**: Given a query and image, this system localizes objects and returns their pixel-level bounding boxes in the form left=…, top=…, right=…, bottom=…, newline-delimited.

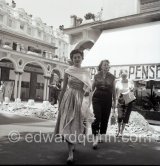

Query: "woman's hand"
left=84, top=91, right=89, bottom=97
left=129, top=87, right=134, bottom=92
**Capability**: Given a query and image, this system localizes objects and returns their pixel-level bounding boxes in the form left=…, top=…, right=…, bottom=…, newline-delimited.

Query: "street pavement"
left=0, top=112, right=160, bottom=165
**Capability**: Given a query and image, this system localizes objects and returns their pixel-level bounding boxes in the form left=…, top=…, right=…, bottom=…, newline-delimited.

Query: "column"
left=46, top=78, right=50, bottom=101
left=14, top=72, right=19, bottom=100
left=43, top=77, right=48, bottom=101
left=16, top=43, right=21, bottom=52
left=18, top=73, right=22, bottom=99
left=29, top=72, right=37, bottom=99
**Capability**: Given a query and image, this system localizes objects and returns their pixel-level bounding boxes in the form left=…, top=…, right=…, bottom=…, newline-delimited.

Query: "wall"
left=103, top=0, right=139, bottom=21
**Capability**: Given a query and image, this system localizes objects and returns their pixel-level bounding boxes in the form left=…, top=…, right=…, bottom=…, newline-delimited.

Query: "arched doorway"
left=22, top=62, right=45, bottom=101
left=0, top=58, right=16, bottom=101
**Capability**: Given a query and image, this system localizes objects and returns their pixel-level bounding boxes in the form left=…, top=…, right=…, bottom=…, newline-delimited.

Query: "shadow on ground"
left=0, top=131, right=160, bottom=165
left=0, top=113, right=48, bottom=125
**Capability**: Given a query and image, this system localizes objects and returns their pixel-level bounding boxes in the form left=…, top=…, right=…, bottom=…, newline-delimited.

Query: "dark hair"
left=97, top=59, right=110, bottom=71
left=70, top=49, right=84, bottom=61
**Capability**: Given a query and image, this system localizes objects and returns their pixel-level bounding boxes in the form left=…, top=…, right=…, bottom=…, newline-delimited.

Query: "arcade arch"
left=0, top=58, right=16, bottom=101
left=21, top=62, right=45, bottom=101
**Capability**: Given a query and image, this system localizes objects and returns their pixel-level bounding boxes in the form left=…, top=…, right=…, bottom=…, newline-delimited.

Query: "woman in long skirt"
left=54, top=49, right=92, bottom=164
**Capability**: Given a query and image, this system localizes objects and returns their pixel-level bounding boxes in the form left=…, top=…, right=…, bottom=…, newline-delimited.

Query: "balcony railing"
left=0, top=45, right=68, bottom=64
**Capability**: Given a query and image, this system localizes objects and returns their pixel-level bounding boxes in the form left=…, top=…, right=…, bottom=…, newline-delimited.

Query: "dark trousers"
left=91, top=99, right=112, bottom=135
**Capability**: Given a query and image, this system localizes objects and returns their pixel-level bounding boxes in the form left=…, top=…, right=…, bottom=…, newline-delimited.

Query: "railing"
left=0, top=46, right=68, bottom=64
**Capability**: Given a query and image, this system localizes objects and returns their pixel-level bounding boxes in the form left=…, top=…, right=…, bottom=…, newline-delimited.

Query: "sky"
left=7, top=0, right=105, bottom=29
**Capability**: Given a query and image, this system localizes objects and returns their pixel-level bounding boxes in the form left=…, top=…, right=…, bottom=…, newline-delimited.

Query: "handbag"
left=122, top=90, right=136, bottom=105
left=81, top=96, right=95, bottom=123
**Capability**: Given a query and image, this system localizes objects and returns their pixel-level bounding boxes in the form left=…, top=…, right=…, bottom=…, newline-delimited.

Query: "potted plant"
left=84, top=12, right=95, bottom=22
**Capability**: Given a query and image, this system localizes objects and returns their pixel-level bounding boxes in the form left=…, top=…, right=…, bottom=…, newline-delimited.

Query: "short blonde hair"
left=119, top=69, right=128, bottom=76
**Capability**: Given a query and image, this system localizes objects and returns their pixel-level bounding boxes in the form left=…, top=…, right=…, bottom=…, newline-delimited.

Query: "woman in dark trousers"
left=91, top=60, right=116, bottom=149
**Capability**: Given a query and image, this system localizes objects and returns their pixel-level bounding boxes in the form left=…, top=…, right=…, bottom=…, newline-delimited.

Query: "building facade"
left=0, top=0, right=69, bottom=102
left=64, top=0, right=160, bottom=111
left=65, top=0, right=160, bottom=52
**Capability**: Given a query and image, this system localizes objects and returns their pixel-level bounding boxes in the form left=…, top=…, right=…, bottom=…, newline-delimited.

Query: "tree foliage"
left=142, top=91, right=160, bottom=111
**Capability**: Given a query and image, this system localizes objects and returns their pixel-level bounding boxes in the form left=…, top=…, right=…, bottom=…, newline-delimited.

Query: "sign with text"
left=88, top=64, right=160, bottom=80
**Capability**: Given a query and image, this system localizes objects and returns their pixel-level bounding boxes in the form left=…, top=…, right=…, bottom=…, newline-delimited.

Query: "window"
left=43, top=34, right=46, bottom=41
left=27, top=27, right=31, bottom=35
left=3, top=41, right=12, bottom=49
left=12, top=42, right=17, bottom=51
left=19, top=14, right=23, bottom=18
left=38, top=30, right=41, bottom=37
left=28, top=46, right=41, bottom=54
left=20, top=23, right=24, bottom=30
left=7, top=19, right=12, bottom=27
left=28, top=46, right=34, bottom=52
left=42, top=50, right=47, bottom=57
left=5, top=42, right=11, bottom=46
left=0, top=14, right=3, bottom=22
left=51, top=37, right=55, bottom=43
left=36, top=23, right=40, bottom=27
left=0, top=39, right=2, bottom=46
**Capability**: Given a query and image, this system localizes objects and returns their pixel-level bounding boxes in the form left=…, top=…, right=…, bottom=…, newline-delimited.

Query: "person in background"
left=56, top=79, right=62, bottom=102
left=115, top=69, right=135, bottom=137
left=91, top=59, right=116, bottom=149
left=0, top=81, right=5, bottom=105
left=48, top=82, right=58, bottom=105
left=54, top=49, right=92, bottom=164
left=48, top=79, right=62, bottom=105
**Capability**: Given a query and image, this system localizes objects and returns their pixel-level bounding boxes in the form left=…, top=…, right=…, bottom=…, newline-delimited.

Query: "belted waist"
left=97, top=86, right=110, bottom=90
left=69, top=85, right=83, bottom=91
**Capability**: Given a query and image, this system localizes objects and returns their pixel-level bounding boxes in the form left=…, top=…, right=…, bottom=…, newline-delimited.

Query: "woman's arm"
left=92, top=78, right=96, bottom=92
left=129, top=80, right=135, bottom=92
left=112, top=80, right=116, bottom=109
left=58, top=73, right=68, bottom=106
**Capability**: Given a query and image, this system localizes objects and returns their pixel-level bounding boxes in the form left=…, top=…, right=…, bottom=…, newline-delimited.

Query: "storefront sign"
left=88, top=64, right=160, bottom=80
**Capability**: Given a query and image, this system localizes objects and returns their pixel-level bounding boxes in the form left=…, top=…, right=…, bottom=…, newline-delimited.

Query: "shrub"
left=142, top=91, right=160, bottom=111
left=84, top=13, right=95, bottom=21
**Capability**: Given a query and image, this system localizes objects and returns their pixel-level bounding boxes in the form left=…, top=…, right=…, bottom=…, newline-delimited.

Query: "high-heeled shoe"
left=72, top=144, right=75, bottom=152
left=92, top=141, right=98, bottom=150
left=67, top=157, right=74, bottom=165
left=98, top=134, right=105, bottom=143
left=116, top=132, right=122, bottom=137
left=116, top=132, right=120, bottom=137
left=92, top=135, right=98, bottom=150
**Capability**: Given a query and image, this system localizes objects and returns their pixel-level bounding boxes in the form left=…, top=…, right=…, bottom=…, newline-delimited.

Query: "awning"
left=82, top=21, right=160, bottom=81
left=82, top=21, right=160, bottom=67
